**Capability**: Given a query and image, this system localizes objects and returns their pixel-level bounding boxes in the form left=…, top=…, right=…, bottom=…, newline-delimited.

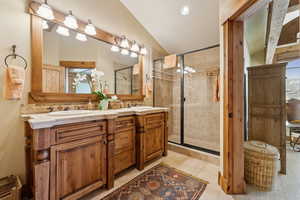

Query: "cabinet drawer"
left=114, top=150, right=136, bottom=174
left=145, top=113, right=164, bottom=126
left=116, top=116, right=135, bottom=132
left=53, top=121, right=106, bottom=144
left=115, top=129, right=134, bottom=154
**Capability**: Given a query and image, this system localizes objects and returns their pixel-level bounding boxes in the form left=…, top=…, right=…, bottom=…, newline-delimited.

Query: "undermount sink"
left=48, top=110, right=95, bottom=116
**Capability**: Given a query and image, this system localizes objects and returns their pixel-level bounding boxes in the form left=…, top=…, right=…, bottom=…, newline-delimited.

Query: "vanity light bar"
left=111, top=36, right=147, bottom=56
left=64, top=10, right=78, bottom=29
left=76, top=33, right=87, bottom=42
left=42, top=20, right=49, bottom=30
left=36, top=0, right=54, bottom=20
left=56, top=25, right=70, bottom=36
left=33, top=1, right=147, bottom=55
left=85, top=19, right=97, bottom=36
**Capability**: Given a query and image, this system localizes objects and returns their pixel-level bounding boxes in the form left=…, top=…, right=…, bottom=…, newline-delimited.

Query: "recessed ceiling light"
left=180, top=5, right=190, bottom=16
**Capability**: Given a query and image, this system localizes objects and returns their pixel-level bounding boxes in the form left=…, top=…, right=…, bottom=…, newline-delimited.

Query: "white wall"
left=0, top=0, right=167, bottom=182
left=0, top=0, right=30, bottom=181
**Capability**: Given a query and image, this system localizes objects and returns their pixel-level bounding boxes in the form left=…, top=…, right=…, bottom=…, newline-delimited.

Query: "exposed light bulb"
left=42, top=20, right=49, bottom=30
left=37, top=1, right=54, bottom=20
left=140, top=46, right=147, bottom=55
left=111, top=45, right=120, bottom=52
left=56, top=26, right=69, bottom=36
left=64, top=11, right=78, bottom=29
left=130, top=41, right=140, bottom=52
left=180, top=5, right=190, bottom=16
left=120, top=36, right=129, bottom=48
left=76, top=33, right=87, bottom=42
left=121, top=49, right=129, bottom=55
left=85, top=19, right=97, bottom=35
left=130, top=52, right=138, bottom=58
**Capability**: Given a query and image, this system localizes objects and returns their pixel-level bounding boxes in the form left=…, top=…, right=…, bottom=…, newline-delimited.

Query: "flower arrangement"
left=91, top=69, right=105, bottom=92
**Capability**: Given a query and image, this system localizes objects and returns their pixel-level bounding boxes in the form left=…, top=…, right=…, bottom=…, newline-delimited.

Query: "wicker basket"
left=0, top=175, right=22, bottom=200
left=244, top=140, right=279, bottom=191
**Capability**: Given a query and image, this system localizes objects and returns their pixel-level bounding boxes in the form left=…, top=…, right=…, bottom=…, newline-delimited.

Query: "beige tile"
left=82, top=148, right=300, bottom=200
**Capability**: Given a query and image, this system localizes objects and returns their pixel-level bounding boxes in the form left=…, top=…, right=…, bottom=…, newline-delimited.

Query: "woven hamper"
left=0, top=175, right=22, bottom=200
left=244, top=140, right=279, bottom=191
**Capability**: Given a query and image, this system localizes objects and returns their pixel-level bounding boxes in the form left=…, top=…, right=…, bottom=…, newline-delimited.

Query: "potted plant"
left=93, top=91, right=109, bottom=110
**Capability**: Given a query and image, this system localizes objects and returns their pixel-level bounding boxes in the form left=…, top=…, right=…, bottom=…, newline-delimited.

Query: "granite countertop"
left=21, top=107, right=168, bottom=129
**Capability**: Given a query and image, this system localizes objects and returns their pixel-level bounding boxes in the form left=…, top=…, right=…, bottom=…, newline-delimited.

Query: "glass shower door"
left=153, top=58, right=181, bottom=144
left=182, top=49, right=220, bottom=154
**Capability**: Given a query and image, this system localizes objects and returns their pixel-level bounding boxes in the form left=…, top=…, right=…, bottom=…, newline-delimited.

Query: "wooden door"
left=248, top=63, right=287, bottom=174
left=145, top=120, right=164, bottom=162
left=42, top=64, right=65, bottom=93
left=50, top=136, right=107, bottom=200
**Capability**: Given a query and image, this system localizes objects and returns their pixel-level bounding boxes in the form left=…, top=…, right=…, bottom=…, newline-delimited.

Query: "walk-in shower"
left=153, top=45, right=220, bottom=155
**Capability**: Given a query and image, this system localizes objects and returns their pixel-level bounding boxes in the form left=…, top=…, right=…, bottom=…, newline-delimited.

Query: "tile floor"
left=81, top=150, right=232, bottom=200
left=234, top=147, right=300, bottom=200
left=82, top=148, right=300, bottom=200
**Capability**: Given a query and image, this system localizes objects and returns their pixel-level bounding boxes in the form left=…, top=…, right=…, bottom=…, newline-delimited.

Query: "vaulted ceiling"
left=120, top=0, right=220, bottom=54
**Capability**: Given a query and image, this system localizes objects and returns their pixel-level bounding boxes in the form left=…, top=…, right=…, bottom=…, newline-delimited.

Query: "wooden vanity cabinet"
left=50, top=136, right=107, bottom=200
left=114, top=116, right=136, bottom=174
left=25, top=111, right=168, bottom=199
left=25, top=120, right=115, bottom=200
left=136, top=112, right=168, bottom=170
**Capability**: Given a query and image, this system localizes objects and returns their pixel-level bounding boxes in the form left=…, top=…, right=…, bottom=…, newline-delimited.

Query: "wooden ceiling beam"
left=265, top=0, right=290, bottom=64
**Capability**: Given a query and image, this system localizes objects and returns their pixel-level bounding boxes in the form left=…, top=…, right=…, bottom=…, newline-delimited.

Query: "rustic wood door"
left=145, top=121, right=164, bottom=162
left=248, top=63, right=287, bottom=174
left=42, top=64, right=65, bottom=93
left=50, top=136, right=107, bottom=200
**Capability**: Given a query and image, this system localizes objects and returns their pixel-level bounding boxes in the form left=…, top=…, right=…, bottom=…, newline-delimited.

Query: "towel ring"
left=4, top=45, right=28, bottom=70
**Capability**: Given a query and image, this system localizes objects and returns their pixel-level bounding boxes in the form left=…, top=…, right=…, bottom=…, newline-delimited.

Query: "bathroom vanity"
left=23, top=3, right=170, bottom=199
left=23, top=107, right=168, bottom=200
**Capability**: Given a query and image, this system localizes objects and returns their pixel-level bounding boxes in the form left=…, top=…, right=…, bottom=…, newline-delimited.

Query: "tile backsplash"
left=20, top=101, right=145, bottom=114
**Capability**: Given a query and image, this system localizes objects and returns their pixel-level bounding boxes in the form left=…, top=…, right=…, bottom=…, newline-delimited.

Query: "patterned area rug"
left=102, top=163, right=208, bottom=200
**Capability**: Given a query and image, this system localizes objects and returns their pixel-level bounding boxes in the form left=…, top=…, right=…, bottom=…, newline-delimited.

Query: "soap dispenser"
left=87, top=98, right=93, bottom=110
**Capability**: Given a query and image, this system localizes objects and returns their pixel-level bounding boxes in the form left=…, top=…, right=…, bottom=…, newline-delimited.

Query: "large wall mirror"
left=43, top=22, right=141, bottom=95
left=29, top=4, right=144, bottom=103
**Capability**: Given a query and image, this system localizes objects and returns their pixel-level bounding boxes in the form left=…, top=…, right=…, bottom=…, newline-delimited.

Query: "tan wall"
left=0, top=0, right=167, bottom=181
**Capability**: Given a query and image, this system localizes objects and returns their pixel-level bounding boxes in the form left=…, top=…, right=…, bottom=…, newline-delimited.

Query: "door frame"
left=219, top=0, right=270, bottom=194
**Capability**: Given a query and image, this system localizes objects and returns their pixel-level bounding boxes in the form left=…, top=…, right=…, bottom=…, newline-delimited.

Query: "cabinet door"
left=145, top=122, right=164, bottom=162
left=50, top=136, right=106, bottom=200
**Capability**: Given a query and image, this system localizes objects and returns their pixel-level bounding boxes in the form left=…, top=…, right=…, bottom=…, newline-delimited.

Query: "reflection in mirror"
left=42, top=21, right=140, bottom=95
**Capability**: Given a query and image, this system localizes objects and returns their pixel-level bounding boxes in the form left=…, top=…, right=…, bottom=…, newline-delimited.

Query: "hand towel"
left=133, top=63, right=140, bottom=75
left=3, top=65, right=25, bottom=100
left=213, top=74, right=220, bottom=102
left=163, top=54, right=177, bottom=69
